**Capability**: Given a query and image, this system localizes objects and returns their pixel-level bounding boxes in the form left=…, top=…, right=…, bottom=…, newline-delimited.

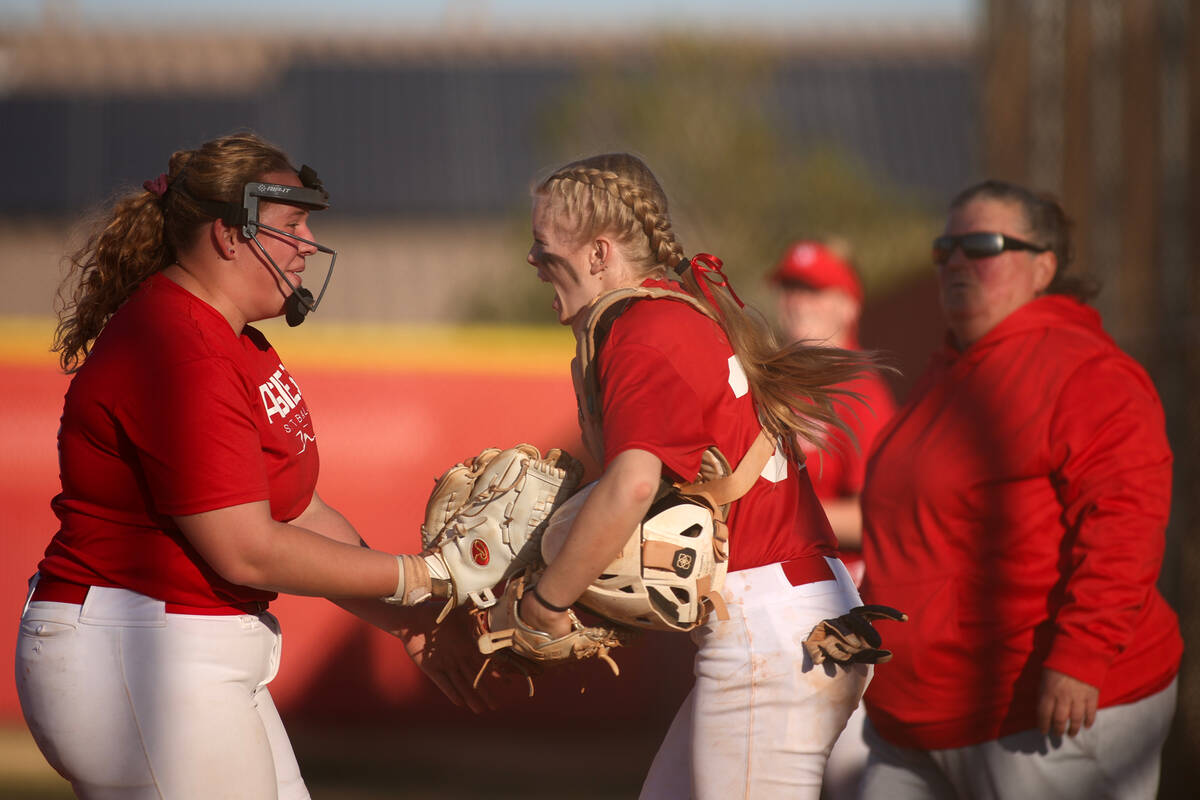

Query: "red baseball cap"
left=768, top=240, right=863, bottom=304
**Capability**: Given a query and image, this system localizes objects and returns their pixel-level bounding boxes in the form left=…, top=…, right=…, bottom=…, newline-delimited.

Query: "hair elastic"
left=676, top=253, right=745, bottom=310
left=142, top=173, right=169, bottom=198
left=530, top=585, right=570, bottom=613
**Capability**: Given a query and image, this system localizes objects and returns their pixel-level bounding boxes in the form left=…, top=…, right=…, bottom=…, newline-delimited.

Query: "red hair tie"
left=143, top=173, right=169, bottom=198
left=686, top=253, right=744, bottom=310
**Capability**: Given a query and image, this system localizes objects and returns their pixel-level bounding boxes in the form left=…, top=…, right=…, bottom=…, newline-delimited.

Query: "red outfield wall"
left=0, top=320, right=693, bottom=731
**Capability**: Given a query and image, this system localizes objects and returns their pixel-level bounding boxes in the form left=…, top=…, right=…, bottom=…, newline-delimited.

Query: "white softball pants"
left=15, top=580, right=309, bottom=800
left=639, top=557, right=870, bottom=800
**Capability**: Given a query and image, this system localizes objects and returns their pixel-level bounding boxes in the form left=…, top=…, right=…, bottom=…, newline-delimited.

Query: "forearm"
left=176, top=500, right=399, bottom=599
left=289, top=491, right=365, bottom=546
left=822, top=496, right=863, bottom=550
left=533, top=448, right=661, bottom=608
left=238, top=520, right=398, bottom=598
left=334, top=596, right=433, bottom=637
left=290, top=494, right=428, bottom=630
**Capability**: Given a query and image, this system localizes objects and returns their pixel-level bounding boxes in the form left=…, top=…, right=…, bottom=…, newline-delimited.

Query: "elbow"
left=195, top=529, right=278, bottom=591
left=209, top=558, right=268, bottom=591
left=174, top=502, right=283, bottom=591
left=607, top=451, right=661, bottom=508
left=626, top=475, right=658, bottom=506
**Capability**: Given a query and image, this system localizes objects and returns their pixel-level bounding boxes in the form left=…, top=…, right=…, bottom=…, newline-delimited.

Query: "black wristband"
left=529, top=585, right=570, bottom=613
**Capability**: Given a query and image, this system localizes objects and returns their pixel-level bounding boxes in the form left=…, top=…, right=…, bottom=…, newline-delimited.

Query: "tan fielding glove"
left=471, top=575, right=630, bottom=696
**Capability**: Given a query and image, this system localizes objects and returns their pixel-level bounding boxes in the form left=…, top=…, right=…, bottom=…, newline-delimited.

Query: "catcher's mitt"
left=802, top=604, right=908, bottom=665
left=472, top=574, right=630, bottom=696
left=419, top=444, right=584, bottom=621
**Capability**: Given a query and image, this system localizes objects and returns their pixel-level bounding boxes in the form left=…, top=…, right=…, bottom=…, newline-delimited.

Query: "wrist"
left=518, top=590, right=567, bottom=632
left=382, top=554, right=433, bottom=606
left=529, top=583, right=571, bottom=613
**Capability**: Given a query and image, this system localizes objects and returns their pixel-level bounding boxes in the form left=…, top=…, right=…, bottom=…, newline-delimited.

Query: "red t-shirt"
left=597, top=279, right=838, bottom=572
left=39, top=273, right=319, bottom=609
left=861, top=296, right=1182, bottom=749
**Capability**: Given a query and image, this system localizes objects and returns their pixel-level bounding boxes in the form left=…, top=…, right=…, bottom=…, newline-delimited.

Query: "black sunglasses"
left=933, top=232, right=1049, bottom=264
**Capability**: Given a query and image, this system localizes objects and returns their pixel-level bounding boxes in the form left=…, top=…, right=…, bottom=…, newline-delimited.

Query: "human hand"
left=401, top=605, right=501, bottom=714
left=1037, top=668, right=1099, bottom=737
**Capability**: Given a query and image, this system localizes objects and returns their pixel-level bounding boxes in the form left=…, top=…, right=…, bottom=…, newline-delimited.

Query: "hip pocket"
left=19, top=619, right=77, bottom=638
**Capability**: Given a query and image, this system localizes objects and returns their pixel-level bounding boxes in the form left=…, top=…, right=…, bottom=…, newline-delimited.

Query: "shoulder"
left=608, top=293, right=727, bottom=354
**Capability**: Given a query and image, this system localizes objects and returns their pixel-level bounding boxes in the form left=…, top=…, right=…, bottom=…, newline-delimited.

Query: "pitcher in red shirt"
left=858, top=180, right=1181, bottom=799
left=15, top=132, right=486, bottom=800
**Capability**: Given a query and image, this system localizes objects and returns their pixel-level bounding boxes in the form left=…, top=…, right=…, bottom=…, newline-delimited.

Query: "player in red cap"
left=768, top=239, right=897, bottom=800
left=768, top=239, right=896, bottom=579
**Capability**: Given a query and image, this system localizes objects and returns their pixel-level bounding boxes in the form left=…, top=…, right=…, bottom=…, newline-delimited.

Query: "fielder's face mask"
left=182, top=165, right=337, bottom=326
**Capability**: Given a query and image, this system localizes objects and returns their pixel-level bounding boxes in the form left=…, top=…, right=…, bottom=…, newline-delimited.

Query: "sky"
left=2, top=0, right=979, bottom=33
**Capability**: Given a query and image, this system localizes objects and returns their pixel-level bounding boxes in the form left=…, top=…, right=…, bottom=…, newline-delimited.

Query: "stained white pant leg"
left=684, top=560, right=868, bottom=800
left=822, top=700, right=869, bottom=800
left=16, top=587, right=307, bottom=800
left=639, top=688, right=696, bottom=800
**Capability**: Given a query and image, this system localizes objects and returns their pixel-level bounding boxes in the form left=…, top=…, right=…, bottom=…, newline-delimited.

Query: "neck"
left=163, top=261, right=246, bottom=333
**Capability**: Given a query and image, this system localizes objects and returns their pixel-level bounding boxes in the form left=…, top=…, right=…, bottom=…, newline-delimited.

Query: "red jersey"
left=597, top=279, right=838, bottom=572
left=39, top=272, right=319, bottom=610
left=861, top=295, right=1181, bottom=749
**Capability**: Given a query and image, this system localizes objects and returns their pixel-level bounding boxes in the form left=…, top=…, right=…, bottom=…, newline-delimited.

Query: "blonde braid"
left=543, top=159, right=684, bottom=276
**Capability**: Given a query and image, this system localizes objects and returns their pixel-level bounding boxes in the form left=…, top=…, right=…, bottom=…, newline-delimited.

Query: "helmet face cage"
left=238, top=167, right=337, bottom=326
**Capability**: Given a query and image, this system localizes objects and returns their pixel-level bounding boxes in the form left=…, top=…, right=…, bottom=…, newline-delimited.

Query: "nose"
left=296, top=225, right=319, bottom=256
left=940, top=243, right=970, bottom=271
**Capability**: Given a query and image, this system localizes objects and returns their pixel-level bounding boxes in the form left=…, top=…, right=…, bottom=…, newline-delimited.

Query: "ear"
left=588, top=237, right=612, bottom=275
left=209, top=218, right=241, bottom=261
left=1031, top=250, right=1056, bottom=293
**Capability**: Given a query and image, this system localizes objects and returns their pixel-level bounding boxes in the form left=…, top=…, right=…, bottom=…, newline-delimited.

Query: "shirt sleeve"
left=1042, top=354, right=1173, bottom=687
left=597, top=339, right=710, bottom=483
left=124, top=355, right=271, bottom=516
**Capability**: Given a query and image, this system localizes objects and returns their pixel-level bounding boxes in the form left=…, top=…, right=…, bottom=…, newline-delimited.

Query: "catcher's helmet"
left=541, top=482, right=727, bottom=632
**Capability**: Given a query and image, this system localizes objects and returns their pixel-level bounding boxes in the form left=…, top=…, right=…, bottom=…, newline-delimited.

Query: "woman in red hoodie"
left=858, top=180, right=1181, bottom=799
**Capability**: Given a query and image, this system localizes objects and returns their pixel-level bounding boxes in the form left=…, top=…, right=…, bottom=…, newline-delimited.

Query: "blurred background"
left=0, top=0, right=1195, bottom=797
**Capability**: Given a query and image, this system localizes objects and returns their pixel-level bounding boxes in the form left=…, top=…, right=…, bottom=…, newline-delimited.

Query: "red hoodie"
left=860, top=295, right=1181, bottom=749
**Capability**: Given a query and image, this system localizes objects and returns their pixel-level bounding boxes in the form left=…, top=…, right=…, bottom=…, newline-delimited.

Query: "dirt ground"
left=0, top=721, right=661, bottom=799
